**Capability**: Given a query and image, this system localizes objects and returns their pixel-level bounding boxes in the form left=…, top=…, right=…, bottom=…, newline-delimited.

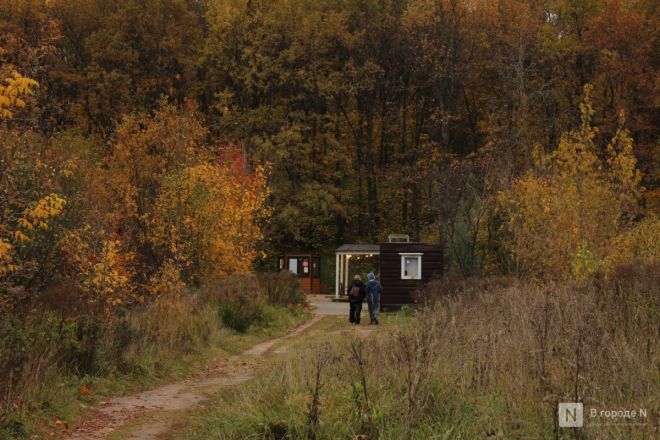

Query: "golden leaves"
left=0, top=70, right=39, bottom=119
left=0, top=239, right=15, bottom=275
left=152, top=150, right=270, bottom=281
left=21, top=194, right=67, bottom=231
left=497, top=86, right=642, bottom=280
left=61, top=229, right=136, bottom=311
left=0, top=194, right=66, bottom=277
left=13, top=231, right=30, bottom=242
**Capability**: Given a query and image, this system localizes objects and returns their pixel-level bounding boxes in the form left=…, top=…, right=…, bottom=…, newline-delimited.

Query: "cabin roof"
left=335, top=244, right=381, bottom=254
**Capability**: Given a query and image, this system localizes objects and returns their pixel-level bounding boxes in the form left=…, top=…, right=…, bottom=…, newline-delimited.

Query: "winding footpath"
left=63, top=315, right=324, bottom=440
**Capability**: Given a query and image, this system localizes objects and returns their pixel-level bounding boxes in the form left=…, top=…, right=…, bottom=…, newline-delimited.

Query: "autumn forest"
left=0, top=0, right=658, bottom=438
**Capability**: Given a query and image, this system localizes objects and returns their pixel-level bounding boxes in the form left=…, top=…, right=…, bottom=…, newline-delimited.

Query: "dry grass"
left=0, top=272, right=306, bottom=438
left=169, top=262, right=659, bottom=439
left=421, top=261, right=659, bottom=438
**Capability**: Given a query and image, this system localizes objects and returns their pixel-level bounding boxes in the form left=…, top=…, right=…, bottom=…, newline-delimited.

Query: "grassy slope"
left=164, top=314, right=497, bottom=440
left=162, top=311, right=423, bottom=439
left=5, top=306, right=308, bottom=439
left=163, top=271, right=658, bottom=439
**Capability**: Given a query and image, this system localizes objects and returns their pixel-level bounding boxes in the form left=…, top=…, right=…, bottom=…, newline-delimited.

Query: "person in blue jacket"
left=365, top=272, right=382, bottom=325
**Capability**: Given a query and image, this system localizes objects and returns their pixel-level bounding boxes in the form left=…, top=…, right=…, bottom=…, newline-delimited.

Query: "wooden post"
left=338, top=254, right=342, bottom=296
left=344, top=254, right=350, bottom=295
left=335, top=253, right=340, bottom=299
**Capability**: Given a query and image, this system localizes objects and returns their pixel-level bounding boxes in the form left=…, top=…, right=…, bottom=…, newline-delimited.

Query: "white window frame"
left=288, top=257, right=298, bottom=274
left=400, top=253, right=423, bottom=280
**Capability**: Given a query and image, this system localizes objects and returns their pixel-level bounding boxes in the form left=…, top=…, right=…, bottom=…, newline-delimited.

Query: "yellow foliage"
left=20, top=194, right=66, bottom=234
left=152, top=153, right=270, bottom=281
left=0, top=239, right=14, bottom=276
left=498, top=85, right=642, bottom=280
left=0, top=194, right=66, bottom=281
left=62, top=229, right=136, bottom=310
left=26, top=193, right=66, bottom=218
left=148, top=260, right=185, bottom=299
left=13, top=230, right=31, bottom=242
left=0, top=69, right=38, bottom=119
left=0, top=54, right=41, bottom=281
left=607, top=216, right=660, bottom=268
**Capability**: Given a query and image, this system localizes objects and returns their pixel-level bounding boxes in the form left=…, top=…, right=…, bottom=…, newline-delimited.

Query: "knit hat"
left=367, top=272, right=375, bottom=281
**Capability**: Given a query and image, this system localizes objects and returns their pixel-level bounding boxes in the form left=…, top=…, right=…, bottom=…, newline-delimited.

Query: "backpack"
left=349, top=285, right=361, bottom=298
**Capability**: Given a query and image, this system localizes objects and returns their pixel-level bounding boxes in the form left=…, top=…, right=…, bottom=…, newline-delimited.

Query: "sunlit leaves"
left=22, top=194, right=66, bottom=231
left=0, top=70, right=38, bottom=119
left=152, top=150, right=270, bottom=281
left=61, top=227, right=137, bottom=310
left=0, top=239, right=15, bottom=276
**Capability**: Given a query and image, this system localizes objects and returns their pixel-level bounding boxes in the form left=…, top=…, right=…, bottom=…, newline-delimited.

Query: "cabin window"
left=400, top=253, right=422, bottom=280
left=288, top=258, right=298, bottom=273
left=287, top=257, right=310, bottom=277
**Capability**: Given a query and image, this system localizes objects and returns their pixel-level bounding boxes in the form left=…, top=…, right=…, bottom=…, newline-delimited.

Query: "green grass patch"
left=0, top=273, right=308, bottom=439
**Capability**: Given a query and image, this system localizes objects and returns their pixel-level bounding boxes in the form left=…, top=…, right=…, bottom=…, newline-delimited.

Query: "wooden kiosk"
left=335, top=235, right=442, bottom=308
left=279, top=253, right=321, bottom=294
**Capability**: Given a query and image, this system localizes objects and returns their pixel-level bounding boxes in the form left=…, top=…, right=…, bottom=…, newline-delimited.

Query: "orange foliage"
left=152, top=148, right=270, bottom=281
left=65, top=102, right=272, bottom=307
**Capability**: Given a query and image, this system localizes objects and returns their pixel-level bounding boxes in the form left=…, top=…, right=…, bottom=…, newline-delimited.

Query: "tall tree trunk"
left=365, top=92, right=379, bottom=239
left=356, top=111, right=365, bottom=237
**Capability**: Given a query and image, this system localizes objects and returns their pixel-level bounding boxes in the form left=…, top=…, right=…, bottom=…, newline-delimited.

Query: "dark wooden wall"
left=378, top=243, right=443, bottom=309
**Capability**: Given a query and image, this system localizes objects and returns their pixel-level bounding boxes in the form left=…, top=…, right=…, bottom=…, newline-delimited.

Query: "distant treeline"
left=1, top=0, right=657, bottom=285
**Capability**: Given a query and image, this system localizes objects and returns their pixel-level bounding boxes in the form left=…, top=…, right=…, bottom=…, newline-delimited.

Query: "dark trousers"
left=367, top=295, right=380, bottom=323
left=349, top=300, right=362, bottom=324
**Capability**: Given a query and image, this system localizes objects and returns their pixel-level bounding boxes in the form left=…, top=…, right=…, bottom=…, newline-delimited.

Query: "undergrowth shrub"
left=208, top=272, right=305, bottom=332
left=258, top=272, right=306, bottom=307
left=0, top=272, right=307, bottom=437
left=205, top=274, right=266, bottom=333
left=219, top=300, right=266, bottom=333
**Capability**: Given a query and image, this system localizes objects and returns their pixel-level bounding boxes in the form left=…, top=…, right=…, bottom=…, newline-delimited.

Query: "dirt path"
left=63, top=315, right=324, bottom=440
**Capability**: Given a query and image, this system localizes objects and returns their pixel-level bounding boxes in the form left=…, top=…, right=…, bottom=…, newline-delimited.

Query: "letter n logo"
left=558, top=402, right=583, bottom=428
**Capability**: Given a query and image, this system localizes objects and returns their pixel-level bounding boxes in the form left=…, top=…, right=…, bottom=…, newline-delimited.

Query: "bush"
left=0, top=272, right=305, bottom=437
left=0, top=312, right=102, bottom=398
left=258, top=272, right=306, bottom=307
left=219, top=300, right=266, bottom=333
left=207, top=272, right=304, bottom=332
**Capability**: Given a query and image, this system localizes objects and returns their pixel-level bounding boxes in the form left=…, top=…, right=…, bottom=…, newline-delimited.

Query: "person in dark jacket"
left=348, top=275, right=365, bottom=325
left=365, top=272, right=382, bottom=325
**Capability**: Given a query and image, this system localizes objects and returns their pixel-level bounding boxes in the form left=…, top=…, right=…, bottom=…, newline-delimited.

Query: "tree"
left=152, top=149, right=270, bottom=282
left=498, top=85, right=641, bottom=279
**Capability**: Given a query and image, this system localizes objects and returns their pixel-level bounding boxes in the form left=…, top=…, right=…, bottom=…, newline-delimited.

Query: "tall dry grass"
left=174, top=262, right=658, bottom=439
left=420, top=261, right=658, bottom=438
left=0, top=271, right=306, bottom=438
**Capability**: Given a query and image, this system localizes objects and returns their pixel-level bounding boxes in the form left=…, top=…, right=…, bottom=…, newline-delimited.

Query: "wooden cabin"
left=335, top=235, right=442, bottom=309
left=279, top=253, right=321, bottom=294
left=378, top=242, right=443, bottom=308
